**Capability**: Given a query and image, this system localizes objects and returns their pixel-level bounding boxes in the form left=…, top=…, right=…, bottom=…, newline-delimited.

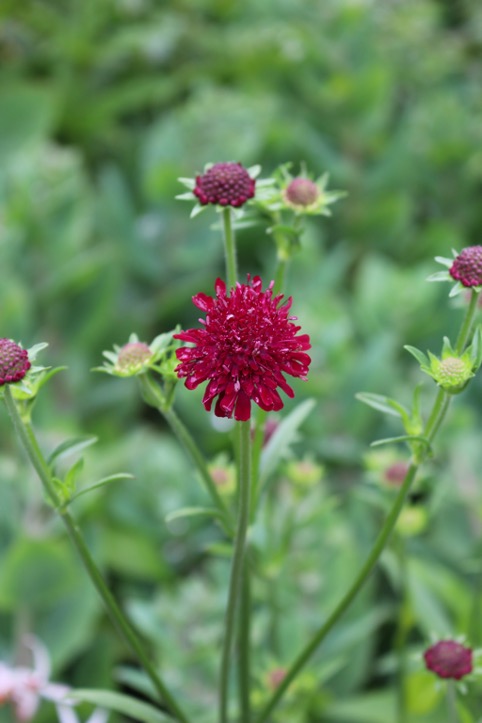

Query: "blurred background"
left=1, top=0, right=482, bottom=721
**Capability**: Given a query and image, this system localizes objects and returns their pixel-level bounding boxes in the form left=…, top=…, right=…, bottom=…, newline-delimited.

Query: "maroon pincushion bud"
left=116, top=342, right=152, bottom=372
left=424, top=640, right=473, bottom=680
left=384, top=461, right=409, bottom=487
left=449, top=246, right=482, bottom=287
left=193, top=162, right=256, bottom=207
left=284, top=177, right=320, bottom=209
left=0, top=339, right=31, bottom=386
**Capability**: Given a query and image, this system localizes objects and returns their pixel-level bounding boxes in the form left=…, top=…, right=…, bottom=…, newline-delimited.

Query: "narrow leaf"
left=404, top=345, right=429, bottom=368
left=70, top=689, right=171, bottom=723
left=370, top=435, right=431, bottom=450
left=260, top=399, right=316, bottom=482
left=165, top=506, right=224, bottom=524
left=69, top=474, right=134, bottom=503
left=47, top=436, right=98, bottom=466
left=355, top=393, right=407, bottom=418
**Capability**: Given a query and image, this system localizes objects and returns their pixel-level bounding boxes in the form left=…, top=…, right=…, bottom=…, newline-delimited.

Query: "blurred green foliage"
left=1, top=0, right=482, bottom=720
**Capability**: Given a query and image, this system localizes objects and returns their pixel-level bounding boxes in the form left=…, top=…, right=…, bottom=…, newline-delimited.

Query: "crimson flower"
left=0, top=339, right=31, bottom=386
left=424, top=640, right=473, bottom=680
left=174, top=277, right=311, bottom=421
left=193, top=162, right=255, bottom=207
left=449, top=246, right=482, bottom=287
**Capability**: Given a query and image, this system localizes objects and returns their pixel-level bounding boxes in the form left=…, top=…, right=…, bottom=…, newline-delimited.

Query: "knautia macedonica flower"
left=405, top=334, right=482, bottom=394
left=193, top=162, right=256, bottom=207
left=0, top=339, right=31, bottom=386
left=96, top=332, right=179, bottom=379
left=424, top=640, right=473, bottom=680
left=174, top=277, right=311, bottom=421
left=177, top=163, right=259, bottom=217
left=429, top=247, right=482, bottom=296
left=450, top=246, right=482, bottom=287
left=257, top=163, right=345, bottom=218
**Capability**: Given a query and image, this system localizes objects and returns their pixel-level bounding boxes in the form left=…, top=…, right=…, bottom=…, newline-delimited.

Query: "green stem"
left=163, top=404, right=234, bottom=535
left=455, top=288, right=479, bottom=354
left=394, top=537, right=409, bottom=723
left=250, top=408, right=267, bottom=520
left=3, top=386, right=191, bottom=723
left=447, top=680, right=460, bottom=723
left=139, top=375, right=234, bottom=537
left=273, top=256, right=287, bottom=296
left=255, top=351, right=459, bottom=722
left=223, top=208, right=238, bottom=288
left=219, top=421, right=252, bottom=723
left=238, top=562, right=251, bottom=722
left=254, top=462, right=418, bottom=723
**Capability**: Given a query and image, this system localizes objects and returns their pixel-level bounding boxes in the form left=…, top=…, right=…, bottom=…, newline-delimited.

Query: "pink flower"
left=0, top=637, right=107, bottom=723
left=193, top=162, right=256, bottom=207
left=175, top=277, right=311, bottom=421
left=0, top=339, right=31, bottom=386
left=424, top=640, right=473, bottom=680
left=449, top=246, right=482, bottom=287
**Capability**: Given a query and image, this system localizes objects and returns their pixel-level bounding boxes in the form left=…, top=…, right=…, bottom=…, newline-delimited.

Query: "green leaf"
left=260, top=399, right=316, bottom=482
left=404, top=344, right=429, bottom=368
left=370, top=434, right=431, bottom=450
left=355, top=392, right=408, bottom=418
left=47, top=436, right=98, bottom=466
left=64, top=457, right=85, bottom=495
left=69, top=473, right=134, bottom=503
left=71, top=689, right=171, bottom=722
left=165, top=506, right=224, bottom=524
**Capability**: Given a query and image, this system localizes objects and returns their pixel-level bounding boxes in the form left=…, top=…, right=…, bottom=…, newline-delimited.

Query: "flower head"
left=283, top=177, right=321, bottom=211
left=0, top=339, right=31, bottom=386
left=174, top=277, right=311, bottom=421
left=405, top=334, right=482, bottom=395
left=96, top=332, right=179, bottom=379
left=193, top=162, right=256, bottom=207
left=449, top=246, right=482, bottom=287
left=424, top=640, right=473, bottom=680
left=257, top=163, right=345, bottom=218
left=116, top=342, right=153, bottom=374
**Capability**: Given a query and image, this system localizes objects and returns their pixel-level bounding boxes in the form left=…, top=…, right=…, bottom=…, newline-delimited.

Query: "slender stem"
left=139, top=375, right=234, bottom=537
left=455, top=288, right=479, bottom=354
left=273, top=256, right=287, bottom=296
left=238, top=561, right=251, bottom=722
left=250, top=409, right=267, bottom=520
left=223, top=208, right=238, bottom=288
left=3, top=386, right=191, bottom=723
left=219, top=421, right=252, bottom=723
left=163, top=404, right=234, bottom=535
left=255, top=373, right=456, bottom=722
left=254, top=462, right=417, bottom=723
left=447, top=680, right=460, bottom=723
left=394, top=537, right=409, bottom=723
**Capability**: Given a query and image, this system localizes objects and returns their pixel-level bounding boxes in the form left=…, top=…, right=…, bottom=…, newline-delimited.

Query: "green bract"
left=96, top=331, right=180, bottom=379
left=257, top=163, right=346, bottom=218
left=405, top=333, right=482, bottom=394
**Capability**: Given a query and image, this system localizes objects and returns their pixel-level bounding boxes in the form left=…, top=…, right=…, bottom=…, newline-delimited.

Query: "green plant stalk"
left=394, top=537, right=409, bottom=723
left=219, top=421, right=252, bottom=723
left=273, top=255, right=288, bottom=296
left=138, top=374, right=234, bottom=537
left=238, top=562, right=252, bottom=722
left=223, top=208, right=238, bottom=288
left=455, top=288, right=479, bottom=353
left=250, top=408, right=267, bottom=520
left=447, top=680, right=460, bottom=723
left=254, top=287, right=481, bottom=722
left=3, top=386, right=191, bottom=723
